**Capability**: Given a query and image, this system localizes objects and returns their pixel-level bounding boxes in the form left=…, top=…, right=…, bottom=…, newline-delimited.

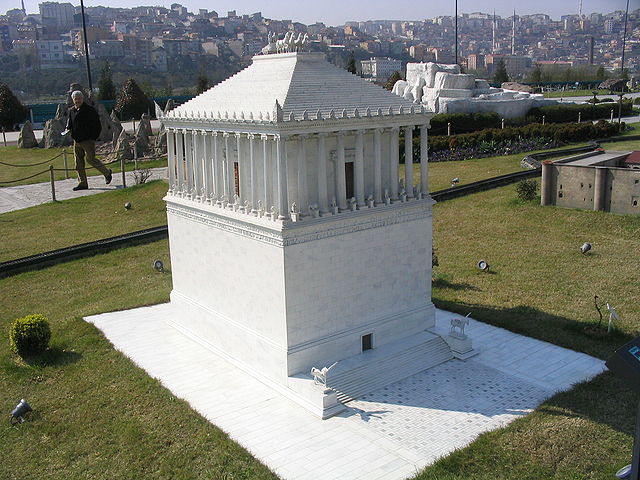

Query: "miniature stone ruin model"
left=160, top=46, right=472, bottom=418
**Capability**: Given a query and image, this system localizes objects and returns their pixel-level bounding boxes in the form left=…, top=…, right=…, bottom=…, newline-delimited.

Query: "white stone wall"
left=167, top=201, right=289, bottom=382
left=166, top=197, right=435, bottom=383
left=282, top=202, right=435, bottom=375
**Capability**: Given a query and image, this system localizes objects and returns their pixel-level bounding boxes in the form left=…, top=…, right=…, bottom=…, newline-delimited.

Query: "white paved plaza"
left=86, top=305, right=605, bottom=480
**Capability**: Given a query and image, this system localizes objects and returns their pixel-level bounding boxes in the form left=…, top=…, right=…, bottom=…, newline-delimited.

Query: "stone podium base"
left=444, top=334, right=479, bottom=360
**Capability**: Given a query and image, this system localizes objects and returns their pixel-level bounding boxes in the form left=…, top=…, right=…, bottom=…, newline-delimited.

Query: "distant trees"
left=529, top=64, right=542, bottom=83
left=196, top=72, right=209, bottom=94
left=0, top=83, right=28, bottom=130
left=346, top=51, right=357, bottom=74
left=384, top=71, right=403, bottom=91
left=97, top=61, right=116, bottom=101
left=493, top=59, right=509, bottom=84
left=114, top=78, right=152, bottom=120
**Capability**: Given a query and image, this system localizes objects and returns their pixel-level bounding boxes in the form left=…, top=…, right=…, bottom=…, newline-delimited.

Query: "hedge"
left=528, top=101, right=633, bottom=123
left=427, top=120, right=620, bottom=154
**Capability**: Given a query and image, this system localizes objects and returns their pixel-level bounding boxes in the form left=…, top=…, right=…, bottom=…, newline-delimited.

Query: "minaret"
left=511, top=10, right=516, bottom=55
left=492, top=11, right=496, bottom=54
left=21, top=0, right=26, bottom=15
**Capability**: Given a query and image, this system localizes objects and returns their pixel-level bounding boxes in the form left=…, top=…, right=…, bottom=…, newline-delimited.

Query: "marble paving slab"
left=85, top=305, right=605, bottom=480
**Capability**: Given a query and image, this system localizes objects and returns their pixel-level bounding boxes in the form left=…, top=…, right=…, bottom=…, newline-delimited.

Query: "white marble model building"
left=160, top=51, right=454, bottom=418
left=393, top=62, right=556, bottom=118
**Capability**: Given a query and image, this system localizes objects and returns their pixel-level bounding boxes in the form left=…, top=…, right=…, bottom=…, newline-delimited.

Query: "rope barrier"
left=0, top=151, right=63, bottom=167
left=0, top=169, right=51, bottom=184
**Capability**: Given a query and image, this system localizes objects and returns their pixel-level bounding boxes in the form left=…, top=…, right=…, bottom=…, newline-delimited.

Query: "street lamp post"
left=592, top=91, right=598, bottom=121
left=79, top=0, right=93, bottom=92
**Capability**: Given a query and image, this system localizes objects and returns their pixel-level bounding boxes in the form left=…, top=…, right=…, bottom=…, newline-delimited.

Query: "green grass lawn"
left=0, top=146, right=166, bottom=186
left=1, top=181, right=639, bottom=479
left=413, top=184, right=640, bottom=479
left=0, top=180, right=168, bottom=262
left=0, top=241, right=277, bottom=480
left=543, top=89, right=611, bottom=98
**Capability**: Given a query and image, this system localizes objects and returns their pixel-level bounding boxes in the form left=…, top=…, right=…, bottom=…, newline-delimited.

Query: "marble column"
left=355, top=129, right=365, bottom=207
left=404, top=126, right=414, bottom=198
left=420, top=125, right=429, bottom=198
left=235, top=133, right=243, bottom=205
left=184, top=130, right=194, bottom=197
left=297, top=135, right=308, bottom=214
left=276, top=135, right=289, bottom=220
left=389, top=127, right=399, bottom=200
left=317, top=133, right=329, bottom=215
left=262, top=134, right=271, bottom=213
left=193, top=130, right=203, bottom=200
left=373, top=128, right=382, bottom=204
left=223, top=132, right=231, bottom=203
left=176, top=130, right=185, bottom=193
left=202, top=131, right=212, bottom=201
left=249, top=134, right=258, bottom=214
left=212, top=132, right=221, bottom=204
left=167, top=128, right=175, bottom=192
left=336, top=131, right=348, bottom=211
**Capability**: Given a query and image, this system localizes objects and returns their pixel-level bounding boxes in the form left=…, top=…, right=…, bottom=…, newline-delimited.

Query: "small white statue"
left=311, top=362, right=338, bottom=386
left=450, top=313, right=471, bottom=339
left=262, top=32, right=277, bottom=55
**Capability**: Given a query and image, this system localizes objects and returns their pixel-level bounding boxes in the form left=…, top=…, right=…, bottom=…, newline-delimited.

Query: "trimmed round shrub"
left=9, top=314, right=51, bottom=357
left=516, top=179, right=538, bottom=201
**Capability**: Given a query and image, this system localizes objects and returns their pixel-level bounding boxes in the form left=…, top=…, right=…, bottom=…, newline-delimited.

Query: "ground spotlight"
left=124, top=202, right=132, bottom=210
left=477, top=260, right=489, bottom=272
left=153, top=260, right=164, bottom=272
left=581, top=242, right=592, bottom=254
left=10, top=399, right=32, bottom=425
left=615, top=465, right=631, bottom=479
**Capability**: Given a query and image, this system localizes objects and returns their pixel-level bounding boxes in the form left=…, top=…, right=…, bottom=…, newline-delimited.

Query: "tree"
left=114, top=78, right=153, bottom=120
left=493, top=59, right=509, bottom=84
left=529, top=64, right=542, bottom=83
left=0, top=83, right=28, bottom=130
left=97, top=61, right=116, bottom=101
left=346, top=51, right=357, bottom=74
left=196, top=72, right=209, bottom=94
left=596, top=66, right=606, bottom=81
left=384, top=71, right=403, bottom=91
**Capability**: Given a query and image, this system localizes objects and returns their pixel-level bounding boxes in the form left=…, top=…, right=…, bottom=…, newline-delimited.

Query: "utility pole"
left=80, top=0, right=93, bottom=92
left=511, top=10, right=516, bottom=55
left=454, top=0, right=458, bottom=65
left=618, top=0, right=630, bottom=129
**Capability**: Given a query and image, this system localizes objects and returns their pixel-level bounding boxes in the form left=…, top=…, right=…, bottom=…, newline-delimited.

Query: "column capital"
left=211, top=131, right=219, bottom=137
left=317, top=132, right=329, bottom=138
left=181, top=128, right=188, bottom=134
left=222, top=132, right=230, bottom=138
left=389, top=126, right=400, bottom=133
left=247, top=133, right=256, bottom=140
left=403, top=125, right=414, bottom=133
left=234, top=132, right=242, bottom=139
left=260, top=133, right=269, bottom=140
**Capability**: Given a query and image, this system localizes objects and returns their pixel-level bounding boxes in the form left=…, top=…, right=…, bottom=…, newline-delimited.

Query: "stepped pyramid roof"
left=165, top=52, right=430, bottom=125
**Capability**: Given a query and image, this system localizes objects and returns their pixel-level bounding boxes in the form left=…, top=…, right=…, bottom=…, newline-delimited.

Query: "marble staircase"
left=325, top=331, right=453, bottom=403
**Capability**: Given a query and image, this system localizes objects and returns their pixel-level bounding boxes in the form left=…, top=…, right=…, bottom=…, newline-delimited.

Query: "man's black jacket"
left=67, top=103, right=102, bottom=142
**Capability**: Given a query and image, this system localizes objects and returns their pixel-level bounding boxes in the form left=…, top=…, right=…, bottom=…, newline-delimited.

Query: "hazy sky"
left=4, top=0, right=638, bottom=26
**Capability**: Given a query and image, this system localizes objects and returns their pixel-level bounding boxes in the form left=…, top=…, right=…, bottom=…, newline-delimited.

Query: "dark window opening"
left=345, top=162, right=354, bottom=200
left=362, top=333, right=373, bottom=351
left=234, top=162, right=240, bottom=197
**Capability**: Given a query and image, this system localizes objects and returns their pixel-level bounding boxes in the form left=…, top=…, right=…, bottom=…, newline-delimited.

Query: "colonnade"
left=167, top=124, right=430, bottom=221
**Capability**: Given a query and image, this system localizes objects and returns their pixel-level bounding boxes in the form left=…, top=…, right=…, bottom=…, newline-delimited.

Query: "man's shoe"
left=105, top=169, right=113, bottom=185
left=72, top=184, right=88, bottom=191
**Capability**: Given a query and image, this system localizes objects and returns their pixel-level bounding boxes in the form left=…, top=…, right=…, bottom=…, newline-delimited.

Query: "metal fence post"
left=447, top=122, right=451, bottom=136
left=63, top=148, right=69, bottom=178
left=578, top=112, right=581, bottom=123
left=49, top=165, right=56, bottom=202
left=542, top=115, right=546, bottom=125
left=501, top=118, right=505, bottom=129
left=133, top=143, right=138, bottom=171
left=121, top=155, right=127, bottom=188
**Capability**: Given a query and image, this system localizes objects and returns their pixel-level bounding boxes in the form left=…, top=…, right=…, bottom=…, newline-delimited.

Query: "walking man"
left=66, top=90, right=112, bottom=191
